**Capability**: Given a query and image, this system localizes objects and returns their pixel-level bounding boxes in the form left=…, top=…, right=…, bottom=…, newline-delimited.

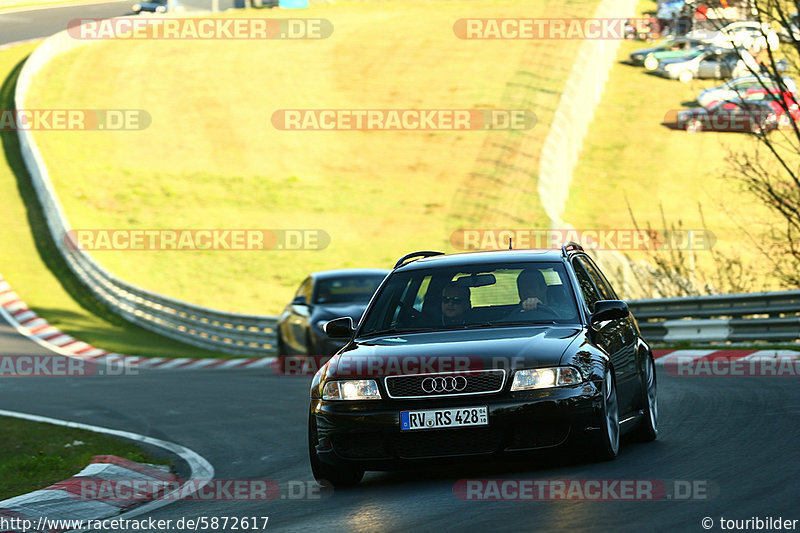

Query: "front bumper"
left=310, top=380, right=603, bottom=471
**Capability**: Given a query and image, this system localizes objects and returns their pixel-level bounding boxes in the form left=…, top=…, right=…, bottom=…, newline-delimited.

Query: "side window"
left=296, top=277, right=312, bottom=301
left=571, top=259, right=603, bottom=313
left=580, top=257, right=620, bottom=300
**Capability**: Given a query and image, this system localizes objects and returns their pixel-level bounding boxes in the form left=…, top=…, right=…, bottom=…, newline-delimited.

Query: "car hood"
left=325, top=326, right=584, bottom=378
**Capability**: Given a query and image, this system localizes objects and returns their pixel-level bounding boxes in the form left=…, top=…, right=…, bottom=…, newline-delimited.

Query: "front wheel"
left=678, top=70, right=693, bottom=83
left=589, top=368, right=619, bottom=461
left=643, top=54, right=659, bottom=71
left=308, top=418, right=364, bottom=487
left=633, top=354, right=658, bottom=442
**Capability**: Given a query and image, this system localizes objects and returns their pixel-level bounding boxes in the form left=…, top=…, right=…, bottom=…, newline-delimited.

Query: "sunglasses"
left=442, top=296, right=465, bottom=304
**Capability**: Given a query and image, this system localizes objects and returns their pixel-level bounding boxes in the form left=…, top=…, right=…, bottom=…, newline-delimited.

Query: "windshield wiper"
left=359, top=327, right=434, bottom=338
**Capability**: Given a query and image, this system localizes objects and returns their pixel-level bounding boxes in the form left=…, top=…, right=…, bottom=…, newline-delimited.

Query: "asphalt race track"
left=0, top=318, right=798, bottom=532
left=0, top=1, right=131, bottom=45
left=1, top=5, right=799, bottom=533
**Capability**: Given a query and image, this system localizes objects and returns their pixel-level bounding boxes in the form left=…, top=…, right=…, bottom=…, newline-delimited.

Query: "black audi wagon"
left=308, top=243, right=658, bottom=486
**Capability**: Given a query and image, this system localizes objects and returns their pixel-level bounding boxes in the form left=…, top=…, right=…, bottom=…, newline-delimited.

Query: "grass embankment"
left=0, top=415, right=170, bottom=500
left=0, top=43, right=246, bottom=358
left=25, top=0, right=598, bottom=315
left=563, top=0, right=799, bottom=294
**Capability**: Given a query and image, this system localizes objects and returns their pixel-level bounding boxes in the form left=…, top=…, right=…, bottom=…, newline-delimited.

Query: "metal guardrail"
left=15, top=26, right=278, bottom=356
left=629, top=291, right=800, bottom=344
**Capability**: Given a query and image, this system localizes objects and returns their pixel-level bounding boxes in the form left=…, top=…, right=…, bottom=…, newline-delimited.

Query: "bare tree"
left=711, top=0, right=800, bottom=286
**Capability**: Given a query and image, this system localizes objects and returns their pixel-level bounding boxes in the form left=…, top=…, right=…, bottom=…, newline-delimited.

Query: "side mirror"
left=291, top=295, right=307, bottom=306
left=323, top=317, right=355, bottom=339
left=590, top=300, right=629, bottom=326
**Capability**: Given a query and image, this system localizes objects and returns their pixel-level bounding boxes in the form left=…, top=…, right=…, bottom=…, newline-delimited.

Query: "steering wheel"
left=517, top=303, right=560, bottom=320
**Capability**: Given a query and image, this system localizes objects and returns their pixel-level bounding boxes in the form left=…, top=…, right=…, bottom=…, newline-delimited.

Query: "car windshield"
left=358, top=262, right=580, bottom=336
left=313, top=275, right=385, bottom=305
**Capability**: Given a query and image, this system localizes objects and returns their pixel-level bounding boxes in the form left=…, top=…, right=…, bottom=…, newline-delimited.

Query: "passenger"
left=441, top=284, right=471, bottom=326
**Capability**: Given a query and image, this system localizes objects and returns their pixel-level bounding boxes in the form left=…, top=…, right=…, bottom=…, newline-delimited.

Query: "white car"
left=697, top=75, right=798, bottom=108
left=687, top=21, right=780, bottom=51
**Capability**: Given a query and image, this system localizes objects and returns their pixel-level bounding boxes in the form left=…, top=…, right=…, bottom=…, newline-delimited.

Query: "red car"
left=703, top=88, right=800, bottom=128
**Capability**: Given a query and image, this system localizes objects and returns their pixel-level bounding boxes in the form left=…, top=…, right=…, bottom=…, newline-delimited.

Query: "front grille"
left=385, top=370, right=505, bottom=398
left=395, top=427, right=502, bottom=459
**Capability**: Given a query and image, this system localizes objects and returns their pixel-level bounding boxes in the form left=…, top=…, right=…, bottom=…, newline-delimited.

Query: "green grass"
left=0, top=43, right=248, bottom=358
left=562, top=0, right=799, bottom=295
left=24, top=0, right=599, bottom=315
left=0, top=415, right=171, bottom=500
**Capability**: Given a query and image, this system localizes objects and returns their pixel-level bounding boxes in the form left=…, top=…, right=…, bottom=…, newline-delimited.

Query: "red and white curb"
left=0, top=274, right=275, bottom=371
left=0, top=456, right=176, bottom=533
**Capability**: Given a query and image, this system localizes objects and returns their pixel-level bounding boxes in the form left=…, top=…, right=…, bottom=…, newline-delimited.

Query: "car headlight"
left=132, top=3, right=141, bottom=9
left=323, top=380, right=381, bottom=400
left=510, top=366, right=583, bottom=391
left=156, top=4, right=166, bottom=11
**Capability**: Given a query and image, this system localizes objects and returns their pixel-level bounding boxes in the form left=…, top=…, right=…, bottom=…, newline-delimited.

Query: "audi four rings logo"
left=421, top=375, right=468, bottom=393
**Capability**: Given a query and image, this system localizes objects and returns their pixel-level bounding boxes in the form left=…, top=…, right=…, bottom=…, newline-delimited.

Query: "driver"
left=516, top=270, right=549, bottom=312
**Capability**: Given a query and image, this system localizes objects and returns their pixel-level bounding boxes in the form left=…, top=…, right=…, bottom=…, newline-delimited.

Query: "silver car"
left=686, top=21, right=780, bottom=51
left=697, top=75, right=798, bottom=108
left=656, top=48, right=754, bottom=83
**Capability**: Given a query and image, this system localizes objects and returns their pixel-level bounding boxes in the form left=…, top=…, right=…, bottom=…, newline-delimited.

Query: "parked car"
left=132, top=0, right=180, bottom=13
left=629, top=38, right=709, bottom=70
left=697, top=75, right=798, bottom=108
left=686, top=21, right=780, bottom=51
left=277, top=269, right=389, bottom=356
left=737, top=89, right=800, bottom=127
left=656, top=47, right=756, bottom=82
left=677, top=99, right=779, bottom=133
left=309, top=245, right=658, bottom=486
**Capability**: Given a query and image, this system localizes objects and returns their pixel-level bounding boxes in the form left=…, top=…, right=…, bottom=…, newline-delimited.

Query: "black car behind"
left=277, top=269, right=389, bottom=356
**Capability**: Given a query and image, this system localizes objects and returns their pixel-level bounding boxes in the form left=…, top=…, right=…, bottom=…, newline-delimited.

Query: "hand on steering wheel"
left=518, top=299, right=559, bottom=319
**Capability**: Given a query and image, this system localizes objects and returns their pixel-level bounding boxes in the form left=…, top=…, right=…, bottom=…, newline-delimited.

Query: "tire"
left=685, top=119, right=702, bottom=133
left=633, top=354, right=658, bottom=442
left=643, top=54, right=659, bottom=71
left=308, top=417, right=364, bottom=487
left=678, top=70, right=693, bottom=83
left=590, top=368, right=620, bottom=461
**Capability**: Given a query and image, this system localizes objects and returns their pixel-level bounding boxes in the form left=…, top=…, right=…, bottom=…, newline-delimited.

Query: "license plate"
left=400, top=406, right=488, bottom=431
